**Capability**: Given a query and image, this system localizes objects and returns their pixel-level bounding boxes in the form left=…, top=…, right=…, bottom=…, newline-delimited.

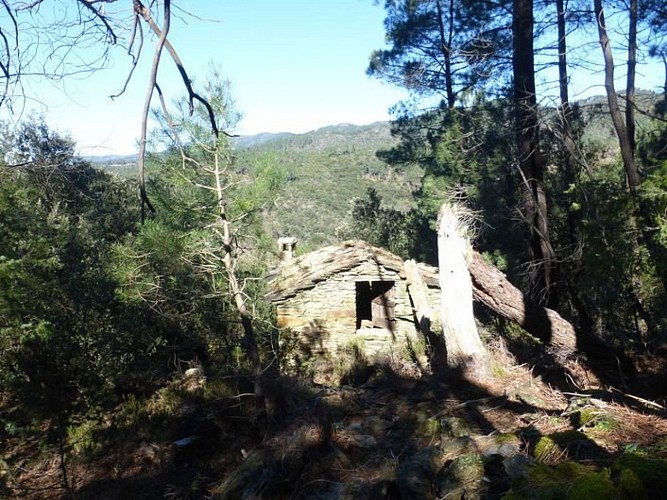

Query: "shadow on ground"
left=8, top=328, right=667, bottom=499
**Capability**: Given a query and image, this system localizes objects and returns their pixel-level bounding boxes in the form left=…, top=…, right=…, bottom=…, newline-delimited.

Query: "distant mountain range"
left=85, top=121, right=393, bottom=165
left=84, top=153, right=137, bottom=165
left=232, top=131, right=297, bottom=149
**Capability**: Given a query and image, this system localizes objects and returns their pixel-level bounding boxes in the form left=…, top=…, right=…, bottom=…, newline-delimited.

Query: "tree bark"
left=435, top=0, right=456, bottom=108
left=437, top=203, right=486, bottom=368
left=556, top=0, right=576, bottom=184
left=468, top=250, right=577, bottom=356
left=626, top=0, right=637, bottom=155
left=593, top=0, right=640, bottom=189
left=512, top=0, right=555, bottom=302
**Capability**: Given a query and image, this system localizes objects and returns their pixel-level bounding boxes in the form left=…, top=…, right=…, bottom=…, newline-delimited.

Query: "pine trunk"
left=626, top=0, right=637, bottom=155
left=513, top=0, right=555, bottom=301
left=435, top=0, right=456, bottom=108
left=556, top=0, right=576, bottom=184
left=213, top=151, right=264, bottom=409
left=594, top=0, right=667, bottom=295
left=468, top=251, right=577, bottom=356
left=593, top=0, right=640, bottom=189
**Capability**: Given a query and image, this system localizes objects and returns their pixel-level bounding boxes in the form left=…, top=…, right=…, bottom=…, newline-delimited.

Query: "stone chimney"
left=278, top=236, right=297, bottom=263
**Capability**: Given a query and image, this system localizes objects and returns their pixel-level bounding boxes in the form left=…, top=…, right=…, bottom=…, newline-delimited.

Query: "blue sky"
left=10, top=0, right=408, bottom=156
left=3, top=1, right=664, bottom=156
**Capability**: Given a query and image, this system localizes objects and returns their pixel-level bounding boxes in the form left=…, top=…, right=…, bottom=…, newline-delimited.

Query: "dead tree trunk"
left=437, top=203, right=487, bottom=369
left=468, top=251, right=577, bottom=356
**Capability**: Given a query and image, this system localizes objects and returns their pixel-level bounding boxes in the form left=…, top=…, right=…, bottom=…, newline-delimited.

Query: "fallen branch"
left=431, top=396, right=506, bottom=419
left=610, top=386, right=666, bottom=411
left=468, top=250, right=578, bottom=356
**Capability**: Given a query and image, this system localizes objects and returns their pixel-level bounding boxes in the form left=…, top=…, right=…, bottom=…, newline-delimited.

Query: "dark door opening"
left=356, top=281, right=395, bottom=330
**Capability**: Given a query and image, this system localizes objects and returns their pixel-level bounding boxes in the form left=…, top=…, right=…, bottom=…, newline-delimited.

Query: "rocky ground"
left=4, top=339, right=667, bottom=499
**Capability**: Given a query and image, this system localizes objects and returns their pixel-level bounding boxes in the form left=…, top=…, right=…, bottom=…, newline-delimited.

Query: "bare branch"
left=110, top=16, right=143, bottom=99
left=1, top=1, right=18, bottom=48
left=15, top=0, right=46, bottom=11
left=136, top=0, right=171, bottom=221
left=133, top=0, right=232, bottom=139
left=76, top=0, right=118, bottom=44
left=0, top=1, right=17, bottom=109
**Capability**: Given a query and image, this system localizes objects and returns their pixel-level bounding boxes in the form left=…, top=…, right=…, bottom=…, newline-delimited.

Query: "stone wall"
left=275, top=260, right=442, bottom=358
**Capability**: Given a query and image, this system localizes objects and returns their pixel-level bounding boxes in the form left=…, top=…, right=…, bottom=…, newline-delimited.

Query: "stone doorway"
left=355, top=281, right=395, bottom=330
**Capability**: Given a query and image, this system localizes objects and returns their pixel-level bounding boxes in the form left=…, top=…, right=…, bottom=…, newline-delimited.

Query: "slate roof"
left=266, top=240, right=439, bottom=302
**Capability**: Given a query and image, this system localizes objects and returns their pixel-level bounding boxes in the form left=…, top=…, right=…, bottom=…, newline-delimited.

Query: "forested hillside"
left=234, top=122, right=423, bottom=251
left=89, top=122, right=423, bottom=252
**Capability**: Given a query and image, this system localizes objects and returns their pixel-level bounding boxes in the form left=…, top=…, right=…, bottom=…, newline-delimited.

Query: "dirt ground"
left=3, top=338, right=667, bottom=499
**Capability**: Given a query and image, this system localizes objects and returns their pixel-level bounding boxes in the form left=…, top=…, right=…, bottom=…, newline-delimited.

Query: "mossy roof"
left=266, top=240, right=439, bottom=302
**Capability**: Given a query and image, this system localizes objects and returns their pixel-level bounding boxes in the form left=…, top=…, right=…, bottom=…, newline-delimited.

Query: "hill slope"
left=87, top=123, right=422, bottom=252
left=234, top=122, right=423, bottom=251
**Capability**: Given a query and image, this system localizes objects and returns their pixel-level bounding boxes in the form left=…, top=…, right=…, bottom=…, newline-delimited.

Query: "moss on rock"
left=533, top=435, right=558, bottom=462
left=473, top=433, right=521, bottom=458
left=617, top=467, right=647, bottom=498
left=438, top=452, right=486, bottom=499
left=441, top=416, right=472, bottom=438
left=577, top=407, right=616, bottom=431
left=612, top=452, right=667, bottom=498
left=533, top=430, right=590, bottom=463
left=505, top=461, right=616, bottom=499
left=416, top=417, right=441, bottom=439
